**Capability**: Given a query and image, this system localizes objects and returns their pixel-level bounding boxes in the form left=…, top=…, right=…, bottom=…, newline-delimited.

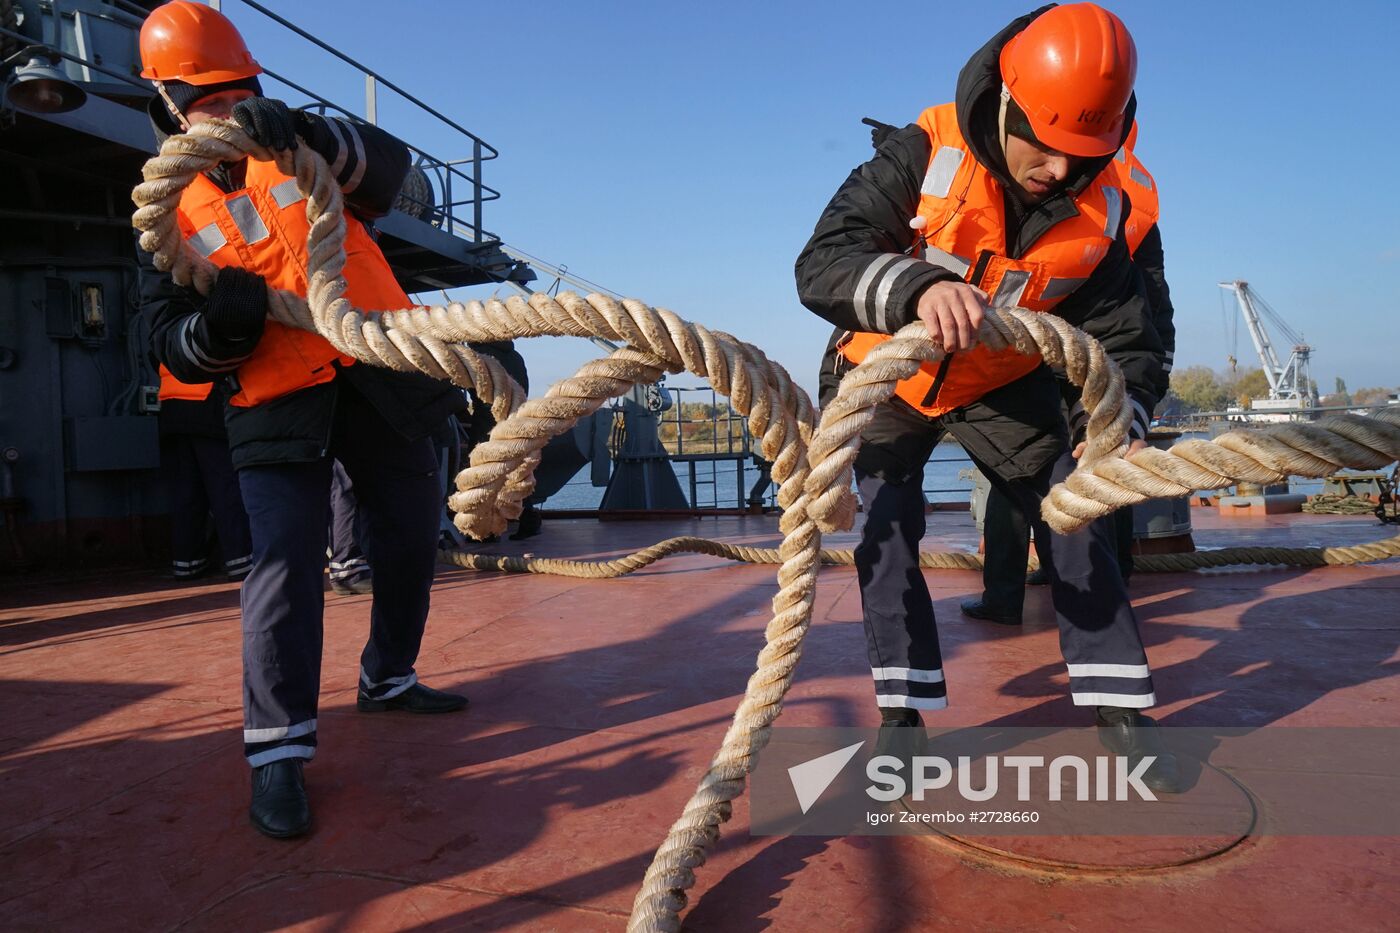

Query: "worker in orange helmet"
left=137, top=1, right=469, bottom=839
left=797, top=4, right=1177, bottom=791
left=971, top=117, right=1176, bottom=615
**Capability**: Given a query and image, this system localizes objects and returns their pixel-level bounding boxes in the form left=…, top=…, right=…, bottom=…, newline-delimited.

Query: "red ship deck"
left=2, top=509, right=1398, bottom=931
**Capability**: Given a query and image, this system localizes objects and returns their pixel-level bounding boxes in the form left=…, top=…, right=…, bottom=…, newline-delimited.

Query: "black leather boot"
left=249, top=758, right=311, bottom=838
left=1095, top=708, right=1184, bottom=794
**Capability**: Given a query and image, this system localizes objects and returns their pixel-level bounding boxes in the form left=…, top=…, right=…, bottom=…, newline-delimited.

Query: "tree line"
left=1163, top=368, right=1394, bottom=415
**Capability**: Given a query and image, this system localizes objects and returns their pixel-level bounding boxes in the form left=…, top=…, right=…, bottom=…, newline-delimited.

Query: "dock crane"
left=1218, top=280, right=1318, bottom=410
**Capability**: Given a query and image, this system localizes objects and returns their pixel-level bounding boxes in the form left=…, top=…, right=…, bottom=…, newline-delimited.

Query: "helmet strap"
left=154, top=81, right=192, bottom=132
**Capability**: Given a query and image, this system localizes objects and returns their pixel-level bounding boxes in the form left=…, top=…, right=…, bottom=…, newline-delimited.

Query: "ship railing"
left=14, top=0, right=504, bottom=247
left=658, top=386, right=761, bottom=510
left=223, top=0, right=501, bottom=245
left=583, top=385, right=975, bottom=513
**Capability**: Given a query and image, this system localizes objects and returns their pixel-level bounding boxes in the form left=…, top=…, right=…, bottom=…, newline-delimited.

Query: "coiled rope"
left=439, top=532, right=1400, bottom=578
left=132, top=122, right=1400, bottom=932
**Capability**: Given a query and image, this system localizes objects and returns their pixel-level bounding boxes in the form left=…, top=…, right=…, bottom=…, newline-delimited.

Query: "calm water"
left=540, top=436, right=1330, bottom=512
left=542, top=443, right=976, bottom=510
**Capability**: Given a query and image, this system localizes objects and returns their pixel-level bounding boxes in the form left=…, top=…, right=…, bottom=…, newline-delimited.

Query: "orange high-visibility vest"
left=840, top=103, right=1128, bottom=417
left=1112, top=137, right=1159, bottom=254
left=175, top=158, right=411, bottom=407
left=157, top=363, right=212, bottom=402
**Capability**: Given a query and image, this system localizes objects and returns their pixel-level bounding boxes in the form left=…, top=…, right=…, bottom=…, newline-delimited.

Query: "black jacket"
left=139, top=108, right=465, bottom=468
left=796, top=6, right=1166, bottom=446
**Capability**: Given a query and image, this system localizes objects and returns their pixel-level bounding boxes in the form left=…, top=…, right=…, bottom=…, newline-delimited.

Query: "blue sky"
left=223, top=0, right=1399, bottom=401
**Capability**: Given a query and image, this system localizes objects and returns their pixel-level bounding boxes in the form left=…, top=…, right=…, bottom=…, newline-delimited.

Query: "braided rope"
left=440, top=532, right=1400, bottom=578
left=132, top=125, right=1400, bottom=932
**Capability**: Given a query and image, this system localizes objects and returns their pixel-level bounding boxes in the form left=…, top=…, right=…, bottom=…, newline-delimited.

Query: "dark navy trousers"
left=327, top=460, right=371, bottom=587
left=237, top=387, right=442, bottom=767
left=163, top=434, right=252, bottom=578
left=855, top=402, right=1155, bottom=714
left=980, top=482, right=1135, bottom=615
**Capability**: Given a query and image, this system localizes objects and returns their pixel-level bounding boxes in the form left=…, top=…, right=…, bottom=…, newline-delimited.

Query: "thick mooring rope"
left=440, top=532, right=1400, bottom=578
left=132, top=124, right=1400, bottom=932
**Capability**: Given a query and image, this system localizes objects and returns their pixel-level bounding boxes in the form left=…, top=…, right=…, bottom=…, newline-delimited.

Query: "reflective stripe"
left=341, top=122, right=368, bottom=194
left=179, top=316, right=244, bottom=372
left=1101, top=186, right=1122, bottom=238
left=1066, top=663, right=1150, bottom=679
left=246, top=744, right=315, bottom=767
left=876, top=695, right=949, bottom=710
left=873, top=257, right=920, bottom=330
left=329, top=558, right=368, bottom=571
left=189, top=223, right=227, bottom=258
left=921, top=145, right=965, bottom=198
left=1114, top=146, right=1127, bottom=164
left=225, top=554, right=253, bottom=570
left=226, top=194, right=269, bottom=245
left=244, top=718, right=318, bottom=743
left=1129, top=165, right=1153, bottom=190
left=924, top=246, right=971, bottom=279
left=1071, top=691, right=1155, bottom=708
left=360, top=667, right=418, bottom=700
left=1040, top=276, right=1087, bottom=301
left=328, top=120, right=352, bottom=179
left=1130, top=399, right=1150, bottom=438
left=270, top=178, right=305, bottom=209
left=872, top=666, right=945, bottom=684
left=1163, top=351, right=1175, bottom=362
left=853, top=253, right=905, bottom=329
left=990, top=270, right=1031, bottom=309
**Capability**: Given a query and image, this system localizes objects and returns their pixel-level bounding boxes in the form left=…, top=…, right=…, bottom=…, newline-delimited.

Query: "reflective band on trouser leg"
left=873, top=667, right=948, bottom=710
left=328, top=557, right=368, bottom=581
left=856, top=467, right=949, bottom=712
left=238, top=459, right=333, bottom=769
left=360, top=667, right=418, bottom=700
left=245, top=715, right=318, bottom=768
left=1033, top=451, right=1155, bottom=708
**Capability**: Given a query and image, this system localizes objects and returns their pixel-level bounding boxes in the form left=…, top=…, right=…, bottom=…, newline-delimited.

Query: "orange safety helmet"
left=999, top=3, right=1136, bottom=158
left=139, top=1, right=262, bottom=86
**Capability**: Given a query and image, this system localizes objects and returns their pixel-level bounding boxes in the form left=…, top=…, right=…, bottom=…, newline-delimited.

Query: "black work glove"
left=232, top=97, right=300, bottom=151
left=862, top=116, right=897, bottom=150
left=204, top=267, right=268, bottom=343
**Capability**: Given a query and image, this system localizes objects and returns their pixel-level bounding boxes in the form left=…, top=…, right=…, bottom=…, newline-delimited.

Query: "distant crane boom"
left=1218, top=280, right=1316, bottom=407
